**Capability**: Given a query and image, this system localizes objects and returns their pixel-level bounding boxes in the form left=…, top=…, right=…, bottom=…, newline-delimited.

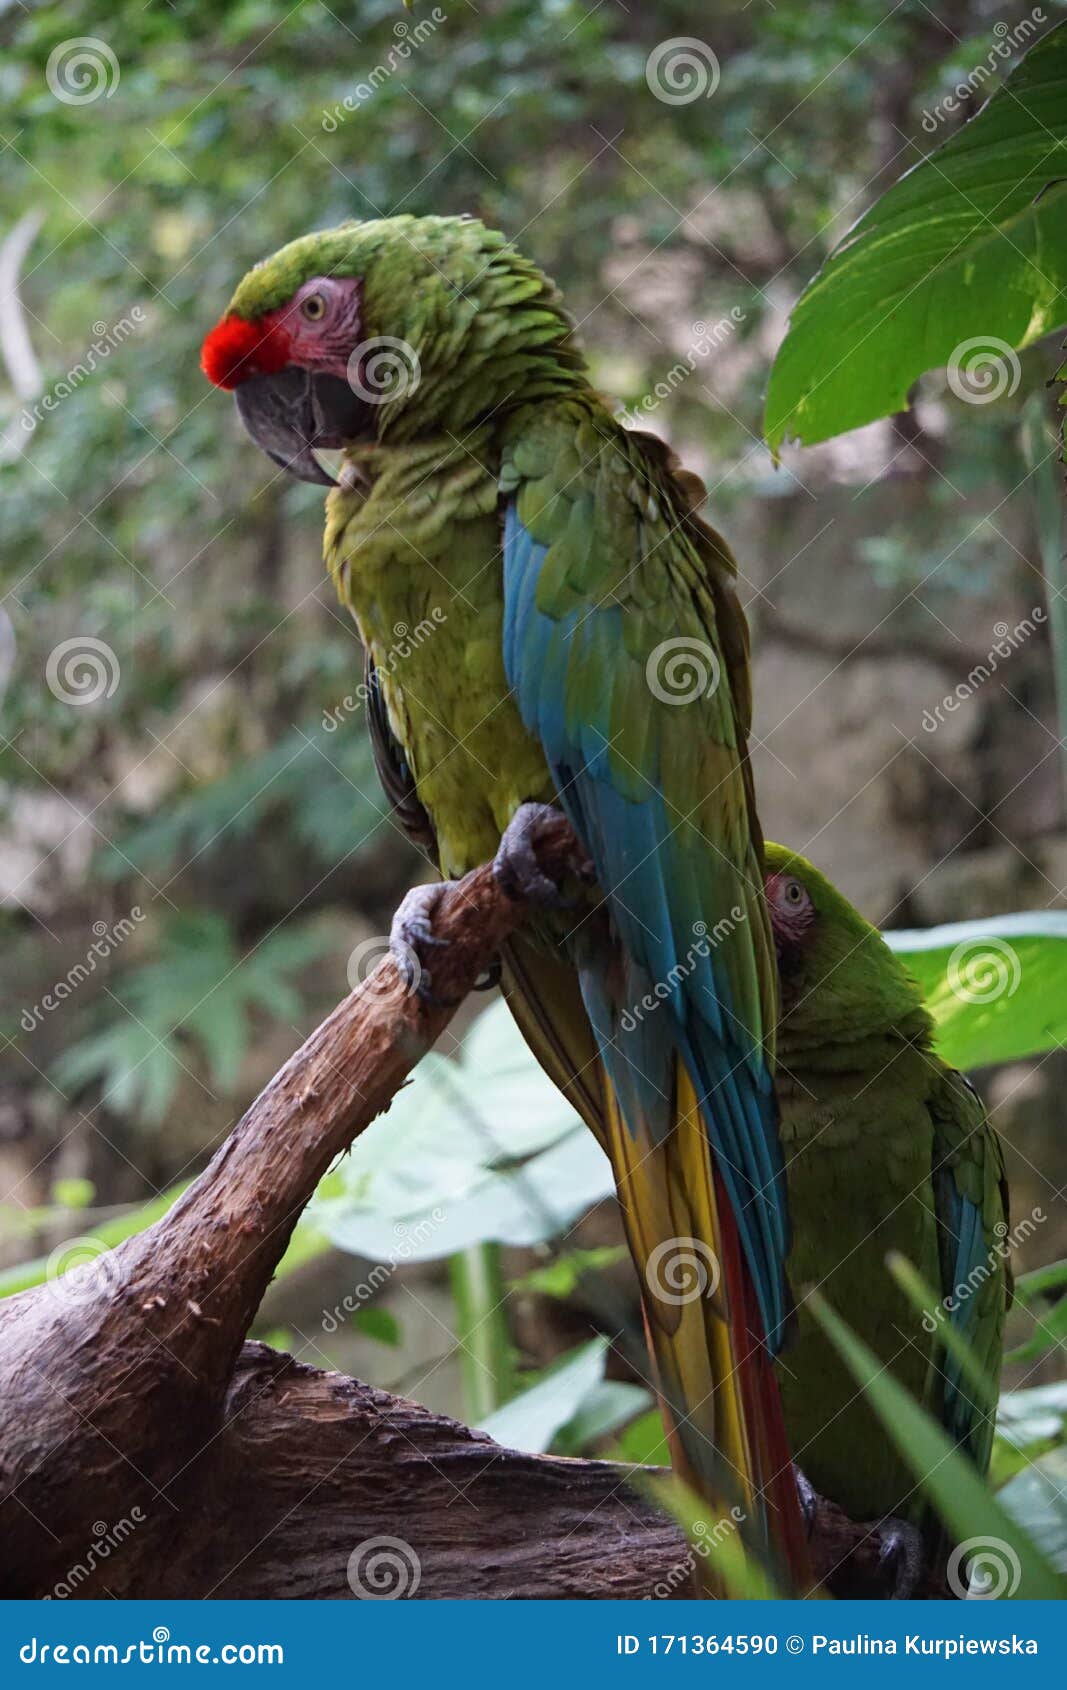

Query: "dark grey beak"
left=234, top=368, right=372, bottom=486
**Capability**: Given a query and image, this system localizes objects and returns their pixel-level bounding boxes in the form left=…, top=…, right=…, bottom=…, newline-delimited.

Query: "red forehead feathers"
left=200, top=313, right=291, bottom=390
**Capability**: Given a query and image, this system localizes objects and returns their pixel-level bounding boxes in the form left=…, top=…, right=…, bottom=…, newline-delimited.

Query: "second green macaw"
left=202, top=214, right=809, bottom=1582
left=763, top=844, right=1009, bottom=1566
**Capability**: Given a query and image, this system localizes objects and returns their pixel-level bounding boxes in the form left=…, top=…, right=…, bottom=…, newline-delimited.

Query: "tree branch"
left=0, top=814, right=941, bottom=1597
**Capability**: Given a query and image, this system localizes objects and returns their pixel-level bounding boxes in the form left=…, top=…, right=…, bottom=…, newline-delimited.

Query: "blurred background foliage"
left=2, top=0, right=1067, bottom=1531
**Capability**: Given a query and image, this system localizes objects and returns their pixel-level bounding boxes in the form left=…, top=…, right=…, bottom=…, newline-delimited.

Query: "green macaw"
left=763, top=843, right=1010, bottom=1574
left=202, top=214, right=809, bottom=1585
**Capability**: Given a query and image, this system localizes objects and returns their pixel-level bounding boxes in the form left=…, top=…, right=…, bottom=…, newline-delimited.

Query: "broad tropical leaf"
left=765, top=21, right=1067, bottom=449
left=886, top=913, right=1067, bottom=1068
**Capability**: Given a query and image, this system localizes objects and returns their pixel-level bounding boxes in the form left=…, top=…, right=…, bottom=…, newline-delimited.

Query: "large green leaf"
left=765, top=21, right=1067, bottom=449
left=311, top=999, right=614, bottom=1260
left=811, top=1293, right=1064, bottom=1598
left=478, top=1337, right=609, bottom=1454
left=999, top=1450, right=1067, bottom=1570
left=885, top=913, right=1067, bottom=1068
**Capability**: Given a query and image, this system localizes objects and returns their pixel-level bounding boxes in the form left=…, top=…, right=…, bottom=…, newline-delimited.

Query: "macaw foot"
left=389, top=880, right=462, bottom=1009
left=792, top=1464, right=819, bottom=1537
left=493, top=801, right=594, bottom=909
left=875, top=1516, right=925, bottom=1599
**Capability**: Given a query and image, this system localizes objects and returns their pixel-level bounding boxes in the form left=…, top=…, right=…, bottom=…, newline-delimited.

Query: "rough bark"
left=0, top=813, right=939, bottom=1598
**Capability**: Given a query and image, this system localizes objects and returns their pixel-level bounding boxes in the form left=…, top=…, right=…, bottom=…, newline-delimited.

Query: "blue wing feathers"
left=503, top=500, right=791, bottom=1350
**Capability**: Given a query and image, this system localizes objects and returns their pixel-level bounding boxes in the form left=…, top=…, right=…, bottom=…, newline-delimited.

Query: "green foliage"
left=886, top=914, right=1067, bottom=1068
left=351, top=1306, right=402, bottom=1347
left=766, top=20, right=1067, bottom=448
left=610, top=1408, right=672, bottom=1469
left=510, top=1245, right=627, bottom=1299
left=0, top=1181, right=187, bottom=1298
left=812, top=1292, right=1065, bottom=1598
left=98, top=716, right=389, bottom=881
left=999, top=1449, right=1067, bottom=1570
left=53, top=909, right=331, bottom=1122
left=478, top=1336, right=650, bottom=1457
left=310, top=999, right=614, bottom=1260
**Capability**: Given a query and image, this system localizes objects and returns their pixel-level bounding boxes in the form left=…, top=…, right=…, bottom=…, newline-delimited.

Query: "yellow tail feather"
left=500, top=939, right=810, bottom=1593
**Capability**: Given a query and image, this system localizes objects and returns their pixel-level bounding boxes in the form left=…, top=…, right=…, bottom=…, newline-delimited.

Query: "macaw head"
left=201, top=214, right=581, bottom=484
left=763, top=842, right=927, bottom=1039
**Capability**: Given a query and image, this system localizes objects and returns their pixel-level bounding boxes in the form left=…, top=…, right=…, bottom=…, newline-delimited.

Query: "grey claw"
left=494, top=800, right=590, bottom=909
left=877, top=1517, right=925, bottom=1600
left=792, top=1464, right=818, bottom=1537
left=389, top=881, right=462, bottom=1008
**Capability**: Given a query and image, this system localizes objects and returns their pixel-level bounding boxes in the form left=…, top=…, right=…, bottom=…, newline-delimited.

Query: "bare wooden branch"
left=0, top=815, right=940, bottom=1598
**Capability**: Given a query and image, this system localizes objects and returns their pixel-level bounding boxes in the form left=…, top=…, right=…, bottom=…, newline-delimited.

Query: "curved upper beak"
left=234, top=368, right=372, bottom=486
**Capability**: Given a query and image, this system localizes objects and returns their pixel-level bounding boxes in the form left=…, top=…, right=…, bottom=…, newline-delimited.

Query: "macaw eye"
left=301, top=293, right=327, bottom=322
left=784, top=879, right=805, bottom=905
